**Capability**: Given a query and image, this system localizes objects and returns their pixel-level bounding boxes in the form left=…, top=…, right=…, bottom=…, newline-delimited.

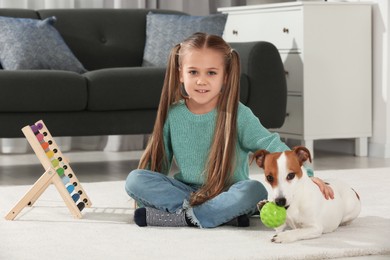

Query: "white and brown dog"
left=253, top=146, right=361, bottom=243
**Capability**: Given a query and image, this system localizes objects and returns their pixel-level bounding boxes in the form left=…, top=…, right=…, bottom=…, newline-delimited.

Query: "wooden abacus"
left=5, top=120, right=92, bottom=220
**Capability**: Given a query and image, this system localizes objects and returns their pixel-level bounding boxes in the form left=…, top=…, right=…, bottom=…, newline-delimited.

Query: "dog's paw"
left=271, top=231, right=297, bottom=243
left=257, top=200, right=269, bottom=211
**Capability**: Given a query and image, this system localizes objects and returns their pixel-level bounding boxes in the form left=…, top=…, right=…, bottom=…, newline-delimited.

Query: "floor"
left=1, top=149, right=390, bottom=260
left=1, top=149, right=390, bottom=186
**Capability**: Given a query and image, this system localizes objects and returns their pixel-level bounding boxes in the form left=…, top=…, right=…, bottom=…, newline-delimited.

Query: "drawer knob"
left=283, top=27, right=289, bottom=34
left=286, top=113, right=290, bottom=117
left=232, top=30, right=238, bottom=35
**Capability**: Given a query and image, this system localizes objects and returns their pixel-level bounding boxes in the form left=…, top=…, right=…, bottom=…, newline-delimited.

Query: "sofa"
left=0, top=8, right=286, bottom=138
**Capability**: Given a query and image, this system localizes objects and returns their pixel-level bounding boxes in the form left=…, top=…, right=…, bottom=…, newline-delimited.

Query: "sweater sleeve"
left=238, top=104, right=314, bottom=177
left=238, top=104, right=289, bottom=152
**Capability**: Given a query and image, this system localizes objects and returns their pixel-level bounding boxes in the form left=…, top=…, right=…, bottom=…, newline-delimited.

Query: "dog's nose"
left=275, top=198, right=286, bottom=207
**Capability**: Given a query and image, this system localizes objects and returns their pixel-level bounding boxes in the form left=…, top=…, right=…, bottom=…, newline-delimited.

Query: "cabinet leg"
left=355, top=137, right=368, bottom=157
left=301, top=139, right=314, bottom=158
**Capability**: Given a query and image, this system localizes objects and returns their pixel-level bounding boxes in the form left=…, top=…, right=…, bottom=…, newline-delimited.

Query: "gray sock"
left=145, top=207, right=188, bottom=227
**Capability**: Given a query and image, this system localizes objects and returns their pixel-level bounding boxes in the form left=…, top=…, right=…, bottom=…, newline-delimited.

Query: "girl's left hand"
left=311, top=177, right=334, bottom=200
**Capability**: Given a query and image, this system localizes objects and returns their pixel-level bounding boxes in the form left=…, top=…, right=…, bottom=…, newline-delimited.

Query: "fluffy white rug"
left=1, top=168, right=389, bottom=260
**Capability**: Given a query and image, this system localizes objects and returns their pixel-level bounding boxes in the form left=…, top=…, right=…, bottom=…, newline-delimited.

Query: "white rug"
left=1, top=168, right=390, bottom=260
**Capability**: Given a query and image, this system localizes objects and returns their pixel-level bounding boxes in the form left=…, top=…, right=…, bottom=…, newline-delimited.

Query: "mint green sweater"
left=163, top=101, right=313, bottom=185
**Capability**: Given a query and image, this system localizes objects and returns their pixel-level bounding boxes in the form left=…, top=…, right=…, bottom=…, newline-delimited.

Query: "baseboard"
left=0, top=135, right=145, bottom=154
left=0, top=138, right=31, bottom=153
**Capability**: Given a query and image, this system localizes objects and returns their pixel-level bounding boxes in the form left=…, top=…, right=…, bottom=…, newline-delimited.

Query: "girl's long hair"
left=138, top=32, right=241, bottom=206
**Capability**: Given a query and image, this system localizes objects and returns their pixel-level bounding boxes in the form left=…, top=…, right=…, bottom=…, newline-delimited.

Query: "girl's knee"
left=125, top=169, right=146, bottom=195
left=247, top=180, right=268, bottom=201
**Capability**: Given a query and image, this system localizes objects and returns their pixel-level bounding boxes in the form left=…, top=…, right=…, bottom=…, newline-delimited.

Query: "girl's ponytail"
left=138, top=44, right=182, bottom=172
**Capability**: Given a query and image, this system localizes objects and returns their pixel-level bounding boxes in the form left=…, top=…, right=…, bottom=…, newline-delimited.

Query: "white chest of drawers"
left=219, top=1, right=372, bottom=156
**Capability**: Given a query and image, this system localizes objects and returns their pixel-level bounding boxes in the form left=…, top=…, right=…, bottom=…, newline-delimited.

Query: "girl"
left=125, top=32, right=333, bottom=228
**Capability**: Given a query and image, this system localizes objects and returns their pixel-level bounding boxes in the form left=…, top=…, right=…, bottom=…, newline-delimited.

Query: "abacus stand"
left=4, top=120, right=91, bottom=220
left=5, top=167, right=83, bottom=220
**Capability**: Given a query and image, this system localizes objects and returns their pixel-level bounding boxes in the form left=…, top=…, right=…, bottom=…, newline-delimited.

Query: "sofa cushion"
left=0, top=16, right=86, bottom=73
left=85, top=67, right=166, bottom=111
left=142, top=13, right=227, bottom=67
left=0, top=70, right=87, bottom=112
left=0, top=9, right=40, bottom=70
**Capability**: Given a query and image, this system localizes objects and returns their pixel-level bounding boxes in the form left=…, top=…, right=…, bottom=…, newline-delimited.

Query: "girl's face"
left=180, top=47, right=226, bottom=114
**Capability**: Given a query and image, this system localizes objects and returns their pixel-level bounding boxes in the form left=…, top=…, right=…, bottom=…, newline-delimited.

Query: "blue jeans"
left=125, top=169, right=267, bottom=228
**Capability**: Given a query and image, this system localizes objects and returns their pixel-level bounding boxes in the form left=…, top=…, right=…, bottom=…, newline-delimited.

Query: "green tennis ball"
left=260, top=202, right=287, bottom=228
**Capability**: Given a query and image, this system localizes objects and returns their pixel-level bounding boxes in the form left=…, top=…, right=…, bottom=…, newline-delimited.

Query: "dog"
left=252, top=146, right=361, bottom=243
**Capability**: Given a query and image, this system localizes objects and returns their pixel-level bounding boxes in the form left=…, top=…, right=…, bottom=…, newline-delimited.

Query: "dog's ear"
left=251, top=150, right=269, bottom=169
left=293, top=146, right=312, bottom=165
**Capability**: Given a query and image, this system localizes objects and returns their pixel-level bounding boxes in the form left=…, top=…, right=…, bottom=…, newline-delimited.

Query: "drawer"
left=223, top=9, right=303, bottom=50
left=277, top=95, right=303, bottom=135
left=280, top=53, right=303, bottom=93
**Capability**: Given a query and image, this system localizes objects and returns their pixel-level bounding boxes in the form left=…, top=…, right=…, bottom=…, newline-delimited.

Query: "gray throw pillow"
left=0, top=16, right=87, bottom=73
left=142, top=12, right=227, bottom=67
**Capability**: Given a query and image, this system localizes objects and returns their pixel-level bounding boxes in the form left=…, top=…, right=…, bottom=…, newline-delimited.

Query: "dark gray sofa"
left=0, top=8, right=286, bottom=138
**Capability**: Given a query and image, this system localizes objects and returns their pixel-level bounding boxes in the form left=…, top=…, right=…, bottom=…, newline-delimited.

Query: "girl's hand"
left=311, top=177, right=334, bottom=200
